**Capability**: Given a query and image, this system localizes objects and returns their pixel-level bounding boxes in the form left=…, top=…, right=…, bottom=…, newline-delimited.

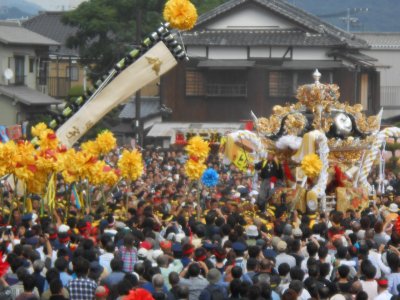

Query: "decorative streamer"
left=300, top=130, right=330, bottom=198
left=44, top=173, right=56, bottom=211
left=358, top=127, right=400, bottom=192
left=71, top=184, right=81, bottom=209
left=0, top=126, right=9, bottom=142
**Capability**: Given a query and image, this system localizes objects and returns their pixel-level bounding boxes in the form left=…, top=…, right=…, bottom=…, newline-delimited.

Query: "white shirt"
left=368, top=250, right=391, bottom=279
left=276, top=253, right=296, bottom=269
left=99, top=252, right=114, bottom=274
left=361, top=280, right=378, bottom=300
left=374, top=290, right=392, bottom=300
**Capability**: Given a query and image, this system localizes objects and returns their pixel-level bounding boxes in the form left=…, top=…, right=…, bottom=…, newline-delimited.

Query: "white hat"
left=152, top=249, right=164, bottom=260
left=138, top=248, right=148, bottom=259
left=58, top=224, right=70, bottom=233
left=246, top=225, right=259, bottom=237
left=389, top=203, right=399, bottom=213
left=175, top=233, right=186, bottom=243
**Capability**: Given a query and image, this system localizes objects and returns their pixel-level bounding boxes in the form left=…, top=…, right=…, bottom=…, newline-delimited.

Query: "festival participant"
left=254, top=153, right=283, bottom=212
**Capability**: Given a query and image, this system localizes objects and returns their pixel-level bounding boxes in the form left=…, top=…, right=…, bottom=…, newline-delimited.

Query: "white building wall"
left=361, top=49, right=400, bottom=119
left=186, top=46, right=207, bottom=58
left=0, top=45, right=36, bottom=88
left=208, top=47, right=247, bottom=59
left=206, top=5, right=296, bottom=30
left=292, top=48, right=331, bottom=60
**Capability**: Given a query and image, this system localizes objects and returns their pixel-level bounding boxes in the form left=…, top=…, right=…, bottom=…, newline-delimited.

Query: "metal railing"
left=36, top=76, right=71, bottom=98
left=206, top=83, right=247, bottom=97
left=381, top=86, right=400, bottom=109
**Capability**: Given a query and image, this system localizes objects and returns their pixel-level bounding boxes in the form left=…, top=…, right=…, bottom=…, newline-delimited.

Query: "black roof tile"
left=23, top=11, right=78, bottom=57
left=183, top=29, right=344, bottom=47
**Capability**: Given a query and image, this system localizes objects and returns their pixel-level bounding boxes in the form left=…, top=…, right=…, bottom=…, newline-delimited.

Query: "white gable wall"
left=187, top=45, right=333, bottom=61
left=205, top=5, right=296, bottom=30
left=208, top=47, right=248, bottom=59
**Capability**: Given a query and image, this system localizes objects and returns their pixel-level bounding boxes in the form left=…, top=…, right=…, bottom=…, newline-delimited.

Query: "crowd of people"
left=0, top=146, right=400, bottom=300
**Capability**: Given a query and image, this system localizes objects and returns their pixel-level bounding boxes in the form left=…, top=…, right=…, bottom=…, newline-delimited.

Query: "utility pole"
left=135, top=7, right=143, bottom=147
left=340, top=8, right=368, bottom=32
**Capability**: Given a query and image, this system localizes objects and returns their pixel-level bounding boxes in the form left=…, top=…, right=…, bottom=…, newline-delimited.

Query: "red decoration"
left=334, top=165, right=345, bottom=187
left=0, top=252, right=10, bottom=278
left=395, top=216, right=400, bottom=234
left=175, top=132, right=186, bottom=145
left=190, top=155, right=199, bottom=163
left=123, top=289, right=154, bottom=300
left=283, top=161, right=294, bottom=182
left=244, top=121, right=253, bottom=131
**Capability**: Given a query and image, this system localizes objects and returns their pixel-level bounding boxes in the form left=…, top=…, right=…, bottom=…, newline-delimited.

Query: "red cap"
left=140, top=241, right=152, bottom=250
left=160, top=241, right=172, bottom=250
left=377, top=279, right=388, bottom=286
left=182, top=244, right=194, bottom=256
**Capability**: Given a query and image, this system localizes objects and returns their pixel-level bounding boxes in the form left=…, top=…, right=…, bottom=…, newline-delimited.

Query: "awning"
left=0, top=85, right=62, bottom=106
left=197, top=60, right=255, bottom=68
left=328, top=51, right=377, bottom=68
left=147, top=122, right=244, bottom=143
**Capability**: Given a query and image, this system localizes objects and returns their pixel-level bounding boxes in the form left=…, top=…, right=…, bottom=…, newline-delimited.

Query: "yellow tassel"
left=26, top=198, right=32, bottom=213
left=44, top=173, right=56, bottom=211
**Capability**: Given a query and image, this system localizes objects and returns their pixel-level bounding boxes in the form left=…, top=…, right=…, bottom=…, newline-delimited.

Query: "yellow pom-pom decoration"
left=118, top=149, right=144, bottom=181
left=95, top=130, right=116, bottom=155
left=185, top=136, right=210, bottom=162
left=31, top=122, right=48, bottom=137
left=163, top=0, right=198, bottom=31
left=184, top=158, right=207, bottom=181
left=301, top=153, right=322, bottom=179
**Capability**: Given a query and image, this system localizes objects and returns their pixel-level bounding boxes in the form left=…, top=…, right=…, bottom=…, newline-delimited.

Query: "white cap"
left=58, top=224, right=70, bottom=233
left=152, top=250, right=164, bottom=261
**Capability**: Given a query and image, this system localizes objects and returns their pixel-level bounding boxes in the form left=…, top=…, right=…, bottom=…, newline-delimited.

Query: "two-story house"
left=23, top=11, right=84, bottom=99
left=0, top=21, right=62, bottom=127
left=158, top=0, right=380, bottom=139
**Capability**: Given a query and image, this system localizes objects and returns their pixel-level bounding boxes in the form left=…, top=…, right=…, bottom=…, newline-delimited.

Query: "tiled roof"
left=23, top=11, right=78, bottom=56
left=356, top=33, right=400, bottom=50
left=183, top=29, right=344, bottom=47
left=194, top=0, right=368, bottom=49
left=0, top=85, right=63, bottom=106
left=119, top=96, right=161, bottom=119
left=0, top=21, right=59, bottom=46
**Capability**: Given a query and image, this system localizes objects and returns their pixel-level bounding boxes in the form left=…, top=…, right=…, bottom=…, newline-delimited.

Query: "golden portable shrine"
left=221, top=70, right=400, bottom=214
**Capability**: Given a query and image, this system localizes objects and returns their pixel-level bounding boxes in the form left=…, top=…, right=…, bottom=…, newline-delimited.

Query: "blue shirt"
left=60, top=272, right=73, bottom=287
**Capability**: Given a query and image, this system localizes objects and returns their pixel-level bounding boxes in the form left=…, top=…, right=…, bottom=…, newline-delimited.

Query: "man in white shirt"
left=375, top=278, right=393, bottom=300
left=275, top=241, right=296, bottom=269
left=99, top=241, right=115, bottom=274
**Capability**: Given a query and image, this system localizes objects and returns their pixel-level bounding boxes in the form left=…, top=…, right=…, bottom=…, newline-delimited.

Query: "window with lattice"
left=185, top=70, right=205, bottom=96
left=268, top=71, right=293, bottom=97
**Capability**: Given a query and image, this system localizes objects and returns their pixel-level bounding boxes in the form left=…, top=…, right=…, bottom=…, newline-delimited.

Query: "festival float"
left=222, top=70, right=400, bottom=214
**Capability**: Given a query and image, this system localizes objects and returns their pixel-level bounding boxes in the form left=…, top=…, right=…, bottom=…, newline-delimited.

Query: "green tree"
left=62, top=0, right=164, bottom=81
left=193, top=0, right=228, bottom=14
